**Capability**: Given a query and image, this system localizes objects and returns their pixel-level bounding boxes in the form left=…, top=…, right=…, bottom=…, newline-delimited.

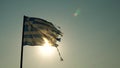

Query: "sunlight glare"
left=39, top=38, right=56, bottom=57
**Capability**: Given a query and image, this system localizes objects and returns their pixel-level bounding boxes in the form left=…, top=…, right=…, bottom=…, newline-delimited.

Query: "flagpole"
left=20, top=16, right=25, bottom=68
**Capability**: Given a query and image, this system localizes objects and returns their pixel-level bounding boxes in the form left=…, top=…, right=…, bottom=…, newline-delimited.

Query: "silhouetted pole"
left=20, top=16, right=25, bottom=68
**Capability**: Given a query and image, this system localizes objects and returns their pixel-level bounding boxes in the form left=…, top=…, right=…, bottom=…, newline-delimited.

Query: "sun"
left=39, top=38, right=55, bottom=57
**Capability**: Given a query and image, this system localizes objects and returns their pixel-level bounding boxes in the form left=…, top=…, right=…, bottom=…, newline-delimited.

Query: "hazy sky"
left=0, top=0, right=120, bottom=68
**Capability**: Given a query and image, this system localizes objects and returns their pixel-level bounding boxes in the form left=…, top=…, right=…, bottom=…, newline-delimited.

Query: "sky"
left=0, top=0, right=120, bottom=68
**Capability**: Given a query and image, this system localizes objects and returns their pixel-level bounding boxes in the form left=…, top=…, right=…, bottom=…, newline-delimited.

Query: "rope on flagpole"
left=56, top=47, right=63, bottom=61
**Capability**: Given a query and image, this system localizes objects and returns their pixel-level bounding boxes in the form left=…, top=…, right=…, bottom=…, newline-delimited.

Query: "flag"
left=23, top=16, right=63, bottom=47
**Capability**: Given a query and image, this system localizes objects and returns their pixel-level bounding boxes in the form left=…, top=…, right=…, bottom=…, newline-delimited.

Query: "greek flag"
left=23, top=16, right=63, bottom=47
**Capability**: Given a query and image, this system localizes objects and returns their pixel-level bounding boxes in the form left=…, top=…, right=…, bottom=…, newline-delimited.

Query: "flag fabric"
left=23, top=16, right=63, bottom=47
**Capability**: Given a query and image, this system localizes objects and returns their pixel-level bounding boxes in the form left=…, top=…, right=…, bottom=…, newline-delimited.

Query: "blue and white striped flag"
left=23, top=16, right=63, bottom=47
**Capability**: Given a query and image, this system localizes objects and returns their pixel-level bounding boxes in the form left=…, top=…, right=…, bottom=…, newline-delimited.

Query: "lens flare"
left=73, top=9, right=80, bottom=16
